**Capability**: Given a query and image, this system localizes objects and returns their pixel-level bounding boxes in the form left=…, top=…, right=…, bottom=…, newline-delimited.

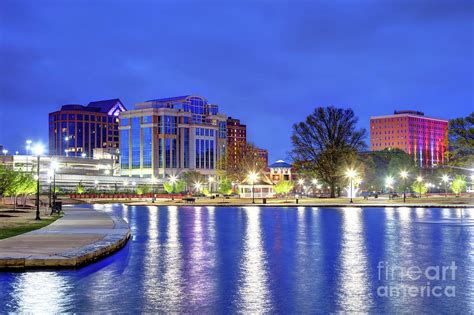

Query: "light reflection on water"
left=1, top=206, right=473, bottom=313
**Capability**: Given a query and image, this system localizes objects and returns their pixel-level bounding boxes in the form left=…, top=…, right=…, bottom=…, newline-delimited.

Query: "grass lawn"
left=0, top=207, right=61, bottom=240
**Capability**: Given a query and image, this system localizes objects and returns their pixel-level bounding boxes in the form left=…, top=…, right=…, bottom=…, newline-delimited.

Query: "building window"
left=142, top=127, right=152, bottom=168
left=131, top=117, right=140, bottom=169
left=120, top=129, right=130, bottom=169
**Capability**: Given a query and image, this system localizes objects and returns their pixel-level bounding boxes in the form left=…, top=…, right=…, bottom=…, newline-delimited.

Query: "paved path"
left=0, top=207, right=130, bottom=269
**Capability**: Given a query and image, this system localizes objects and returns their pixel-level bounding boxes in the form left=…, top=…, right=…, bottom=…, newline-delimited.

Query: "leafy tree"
left=451, top=175, right=467, bottom=195
left=448, top=112, right=474, bottom=167
left=291, top=106, right=366, bottom=197
left=273, top=180, right=294, bottom=201
left=202, top=187, right=211, bottom=197
left=76, top=181, right=85, bottom=194
left=218, top=178, right=233, bottom=195
left=175, top=180, right=186, bottom=193
left=0, top=165, right=15, bottom=197
left=411, top=181, right=428, bottom=197
left=219, top=142, right=266, bottom=183
left=163, top=182, right=174, bottom=194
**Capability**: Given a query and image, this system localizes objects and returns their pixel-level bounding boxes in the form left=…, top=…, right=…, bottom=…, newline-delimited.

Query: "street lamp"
left=50, top=160, right=59, bottom=210
left=81, top=153, right=87, bottom=158
left=385, top=176, right=394, bottom=196
left=194, top=181, right=203, bottom=194
left=151, top=177, right=157, bottom=203
left=297, top=178, right=305, bottom=194
left=169, top=174, right=178, bottom=200
left=345, top=169, right=357, bottom=203
left=32, top=143, right=44, bottom=220
left=2, top=149, right=7, bottom=156
left=400, top=170, right=409, bottom=203
left=247, top=171, right=259, bottom=204
left=442, top=174, right=449, bottom=197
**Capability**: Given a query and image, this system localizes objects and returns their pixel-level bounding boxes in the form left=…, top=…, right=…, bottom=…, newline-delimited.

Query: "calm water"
left=1, top=205, right=474, bottom=313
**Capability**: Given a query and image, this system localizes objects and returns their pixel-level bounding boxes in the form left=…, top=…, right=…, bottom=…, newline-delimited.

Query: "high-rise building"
left=49, top=99, right=126, bottom=157
left=119, top=95, right=227, bottom=178
left=370, top=110, right=448, bottom=167
left=255, top=147, right=269, bottom=168
left=226, top=117, right=247, bottom=169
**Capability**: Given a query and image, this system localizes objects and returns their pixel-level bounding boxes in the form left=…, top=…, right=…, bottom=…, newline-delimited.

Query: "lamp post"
left=385, top=176, right=394, bottom=198
left=345, top=169, right=357, bottom=203
left=247, top=171, right=258, bottom=204
left=194, top=181, right=202, bottom=194
left=32, top=143, right=44, bottom=220
left=50, top=160, right=59, bottom=209
left=442, top=175, right=449, bottom=197
left=169, top=175, right=178, bottom=200
left=208, top=176, right=215, bottom=194
left=400, top=170, right=409, bottom=203
left=297, top=178, right=305, bottom=195
left=151, top=177, right=157, bottom=203
left=2, top=149, right=7, bottom=156
left=416, top=176, right=423, bottom=198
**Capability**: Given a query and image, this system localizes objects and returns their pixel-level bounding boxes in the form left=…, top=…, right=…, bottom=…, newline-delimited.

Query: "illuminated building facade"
left=255, top=147, right=269, bottom=168
left=370, top=110, right=448, bottom=167
left=49, top=99, right=126, bottom=157
left=226, top=117, right=246, bottom=169
left=119, top=95, right=227, bottom=178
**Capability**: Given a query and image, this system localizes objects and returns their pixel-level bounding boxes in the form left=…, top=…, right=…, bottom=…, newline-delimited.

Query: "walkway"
left=0, top=207, right=130, bottom=269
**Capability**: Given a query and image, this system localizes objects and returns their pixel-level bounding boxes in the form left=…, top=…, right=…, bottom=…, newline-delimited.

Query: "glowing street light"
left=81, top=153, right=87, bottom=158
left=399, top=170, right=409, bottom=203
left=442, top=174, right=450, bottom=197
left=32, top=143, right=45, bottom=220
left=169, top=174, right=178, bottom=200
left=247, top=171, right=259, bottom=204
left=385, top=176, right=394, bottom=195
left=2, top=149, right=7, bottom=156
left=345, top=169, right=357, bottom=203
left=194, top=181, right=203, bottom=193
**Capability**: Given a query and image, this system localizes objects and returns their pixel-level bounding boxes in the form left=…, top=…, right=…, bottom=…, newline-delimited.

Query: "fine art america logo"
left=377, top=261, right=457, bottom=298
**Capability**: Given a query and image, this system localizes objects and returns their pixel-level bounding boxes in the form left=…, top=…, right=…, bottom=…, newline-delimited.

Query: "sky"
left=0, top=0, right=473, bottom=162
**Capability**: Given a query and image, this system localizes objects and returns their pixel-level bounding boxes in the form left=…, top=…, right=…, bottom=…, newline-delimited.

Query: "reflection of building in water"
left=235, top=207, right=271, bottom=312
left=336, top=208, right=373, bottom=311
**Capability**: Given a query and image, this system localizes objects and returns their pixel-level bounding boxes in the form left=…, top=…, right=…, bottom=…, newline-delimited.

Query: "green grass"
left=0, top=216, right=60, bottom=240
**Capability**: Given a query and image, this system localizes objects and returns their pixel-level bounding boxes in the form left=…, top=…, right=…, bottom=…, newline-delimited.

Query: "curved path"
left=0, top=206, right=130, bottom=269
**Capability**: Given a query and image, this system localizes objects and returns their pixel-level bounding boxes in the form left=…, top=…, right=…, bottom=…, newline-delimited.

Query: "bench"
left=183, top=197, right=196, bottom=204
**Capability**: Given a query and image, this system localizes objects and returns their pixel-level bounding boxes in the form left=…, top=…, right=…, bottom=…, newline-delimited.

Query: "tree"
left=76, top=181, right=85, bottom=194
left=451, top=175, right=467, bottom=195
left=448, top=112, right=474, bottom=167
left=175, top=180, right=186, bottom=194
left=411, top=181, right=428, bottom=197
left=218, top=178, right=233, bottom=195
left=273, top=180, right=294, bottom=201
left=220, top=142, right=266, bottom=183
left=163, top=182, right=174, bottom=194
left=181, top=170, right=205, bottom=193
left=136, top=184, right=150, bottom=195
left=291, top=106, right=366, bottom=197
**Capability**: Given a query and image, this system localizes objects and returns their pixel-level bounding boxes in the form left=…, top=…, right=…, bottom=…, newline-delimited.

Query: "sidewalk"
left=0, top=207, right=130, bottom=269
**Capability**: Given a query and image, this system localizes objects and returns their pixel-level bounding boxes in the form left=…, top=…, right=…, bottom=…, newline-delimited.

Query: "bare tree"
left=291, top=106, right=366, bottom=197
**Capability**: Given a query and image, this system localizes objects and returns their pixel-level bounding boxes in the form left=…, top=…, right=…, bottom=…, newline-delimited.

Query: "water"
left=1, top=205, right=473, bottom=313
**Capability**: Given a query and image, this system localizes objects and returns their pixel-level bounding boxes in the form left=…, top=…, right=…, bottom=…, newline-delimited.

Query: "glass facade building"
left=49, top=99, right=126, bottom=157
left=119, top=95, right=227, bottom=178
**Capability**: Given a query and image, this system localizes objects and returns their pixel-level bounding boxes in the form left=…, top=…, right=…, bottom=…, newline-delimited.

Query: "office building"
left=119, top=95, right=227, bottom=178
left=49, top=99, right=127, bottom=157
left=370, top=110, right=448, bottom=167
left=226, top=117, right=247, bottom=169
left=256, top=147, right=269, bottom=168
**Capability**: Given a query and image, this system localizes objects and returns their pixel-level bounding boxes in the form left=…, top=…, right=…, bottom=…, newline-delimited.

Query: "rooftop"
left=59, top=99, right=126, bottom=115
left=269, top=160, right=292, bottom=168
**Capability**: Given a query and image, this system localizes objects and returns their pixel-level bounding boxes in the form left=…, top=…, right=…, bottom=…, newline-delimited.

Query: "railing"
left=69, top=193, right=185, bottom=199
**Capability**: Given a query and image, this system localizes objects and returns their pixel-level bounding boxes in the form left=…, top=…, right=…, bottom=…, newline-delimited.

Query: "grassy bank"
left=0, top=207, right=61, bottom=240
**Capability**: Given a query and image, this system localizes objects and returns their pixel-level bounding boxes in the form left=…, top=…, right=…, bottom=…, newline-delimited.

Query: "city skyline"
left=1, top=0, right=473, bottom=162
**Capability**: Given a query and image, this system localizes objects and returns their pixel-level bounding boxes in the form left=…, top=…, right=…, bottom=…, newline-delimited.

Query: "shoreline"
left=0, top=206, right=130, bottom=270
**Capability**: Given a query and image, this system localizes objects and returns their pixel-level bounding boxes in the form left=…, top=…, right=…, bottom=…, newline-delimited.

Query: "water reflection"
left=11, top=272, right=71, bottom=313
left=160, top=206, right=183, bottom=310
left=336, top=208, right=373, bottom=311
left=235, top=207, right=271, bottom=312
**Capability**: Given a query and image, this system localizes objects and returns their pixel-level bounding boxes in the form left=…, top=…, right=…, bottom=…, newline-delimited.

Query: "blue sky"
left=0, top=0, right=472, bottom=162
